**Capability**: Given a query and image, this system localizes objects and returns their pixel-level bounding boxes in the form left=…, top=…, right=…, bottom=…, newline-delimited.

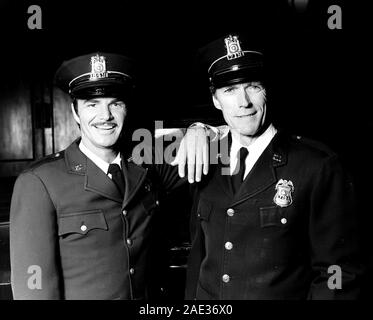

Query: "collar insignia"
left=225, top=35, right=244, bottom=60
left=90, top=54, right=108, bottom=80
left=273, top=179, right=294, bottom=207
left=74, top=164, right=83, bottom=171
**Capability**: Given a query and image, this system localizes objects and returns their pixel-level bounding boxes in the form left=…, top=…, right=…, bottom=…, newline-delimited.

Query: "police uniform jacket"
left=185, top=129, right=364, bottom=300
left=10, top=138, right=182, bottom=299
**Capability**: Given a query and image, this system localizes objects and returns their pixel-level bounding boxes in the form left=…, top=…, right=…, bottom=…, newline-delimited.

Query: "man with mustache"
left=9, top=52, right=208, bottom=299
left=185, top=33, right=364, bottom=299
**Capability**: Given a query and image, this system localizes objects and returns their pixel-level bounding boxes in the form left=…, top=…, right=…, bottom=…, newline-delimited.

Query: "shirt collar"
left=230, top=124, right=277, bottom=159
left=79, top=141, right=122, bottom=175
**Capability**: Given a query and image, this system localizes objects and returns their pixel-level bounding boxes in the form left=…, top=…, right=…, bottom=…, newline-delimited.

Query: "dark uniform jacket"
left=10, top=139, right=182, bottom=299
left=185, top=130, right=364, bottom=300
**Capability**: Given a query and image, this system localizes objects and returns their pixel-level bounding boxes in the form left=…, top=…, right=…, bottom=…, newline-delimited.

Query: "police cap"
left=198, top=33, right=264, bottom=89
left=54, top=52, right=136, bottom=99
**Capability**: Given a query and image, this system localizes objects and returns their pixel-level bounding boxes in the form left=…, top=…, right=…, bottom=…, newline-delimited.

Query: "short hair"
left=72, top=98, right=78, bottom=114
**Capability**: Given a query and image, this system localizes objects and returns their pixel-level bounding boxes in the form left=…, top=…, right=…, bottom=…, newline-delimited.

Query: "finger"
left=177, top=139, right=186, bottom=178
left=187, top=134, right=196, bottom=183
left=203, top=136, right=209, bottom=175
left=195, top=138, right=203, bottom=182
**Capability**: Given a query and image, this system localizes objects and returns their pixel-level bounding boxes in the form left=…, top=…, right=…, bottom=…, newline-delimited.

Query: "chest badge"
left=273, top=179, right=294, bottom=207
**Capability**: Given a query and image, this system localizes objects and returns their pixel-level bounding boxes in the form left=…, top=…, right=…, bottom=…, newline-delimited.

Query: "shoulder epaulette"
left=24, top=151, right=65, bottom=172
left=291, top=135, right=336, bottom=156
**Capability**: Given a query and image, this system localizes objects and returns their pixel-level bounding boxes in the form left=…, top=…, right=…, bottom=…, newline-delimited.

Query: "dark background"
left=0, top=0, right=371, bottom=299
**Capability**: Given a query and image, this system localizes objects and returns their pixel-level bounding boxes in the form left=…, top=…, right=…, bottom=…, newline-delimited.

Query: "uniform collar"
left=230, top=124, right=277, bottom=176
left=230, top=124, right=277, bottom=157
left=79, top=140, right=122, bottom=174
left=65, top=138, right=148, bottom=207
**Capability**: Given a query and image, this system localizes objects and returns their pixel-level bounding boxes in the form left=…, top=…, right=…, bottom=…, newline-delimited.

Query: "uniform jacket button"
left=222, top=274, right=230, bottom=283
left=227, top=208, right=235, bottom=216
left=122, top=209, right=127, bottom=216
left=129, top=268, right=135, bottom=275
left=126, top=238, right=132, bottom=246
left=80, top=224, right=87, bottom=232
left=225, top=242, right=233, bottom=250
left=281, top=218, right=287, bottom=224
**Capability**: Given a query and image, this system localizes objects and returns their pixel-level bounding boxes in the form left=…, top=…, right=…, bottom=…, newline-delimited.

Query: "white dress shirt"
left=230, top=124, right=277, bottom=179
left=79, top=141, right=122, bottom=179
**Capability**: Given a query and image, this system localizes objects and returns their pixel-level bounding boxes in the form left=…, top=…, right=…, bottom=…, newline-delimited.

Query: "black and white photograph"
left=0, top=0, right=371, bottom=309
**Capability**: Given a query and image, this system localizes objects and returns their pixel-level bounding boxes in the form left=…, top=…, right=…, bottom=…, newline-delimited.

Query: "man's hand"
left=171, top=126, right=209, bottom=183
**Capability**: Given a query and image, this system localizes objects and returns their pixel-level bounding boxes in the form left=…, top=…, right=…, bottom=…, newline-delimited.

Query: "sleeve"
left=10, top=171, right=62, bottom=299
left=152, top=135, right=188, bottom=193
left=152, top=123, right=226, bottom=192
left=308, top=155, right=365, bottom=299
left=185, top=187, right=205, bottom=299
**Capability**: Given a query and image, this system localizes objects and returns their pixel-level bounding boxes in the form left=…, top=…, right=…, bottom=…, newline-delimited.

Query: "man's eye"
left=248, top=85, right=262, bottom=91
left=86, top=103, right=96, bottom=107
left=224, top=87, right=235, bottom=93
left=112, top=101, right=125, bottom=107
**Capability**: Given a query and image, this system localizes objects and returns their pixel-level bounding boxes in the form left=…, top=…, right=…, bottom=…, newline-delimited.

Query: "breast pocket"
left=258, top=206, right=297, bottom=265
left=259, top=206, right=288, bottom=228
left=58, top=209, right=108, bottom=237
left=140, top=192, right=158, bottom=215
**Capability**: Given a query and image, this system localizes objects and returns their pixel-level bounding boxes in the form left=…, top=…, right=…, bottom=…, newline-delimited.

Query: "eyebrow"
left=83, top=98, right=124, bottom=104
left=83, top=99, right=100, bottom=103
left=224, top=84, right=238, bottom=89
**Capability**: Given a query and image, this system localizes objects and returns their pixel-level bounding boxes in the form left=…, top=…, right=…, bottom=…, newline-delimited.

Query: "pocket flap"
left=58, top=210, right=108, bottom=236
left=259, top=206, right=285, bottom=228
left=141, top=194, right=158, bottom=213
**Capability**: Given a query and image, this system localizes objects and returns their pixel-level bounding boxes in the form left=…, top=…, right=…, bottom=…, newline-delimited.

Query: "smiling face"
left=72, top=97, right=127, bottom=155
left=212, top=81, right=267, bottom=143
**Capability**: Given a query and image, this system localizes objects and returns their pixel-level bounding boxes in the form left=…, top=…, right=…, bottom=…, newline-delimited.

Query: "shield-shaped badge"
left=273, top=179, right=294, bottom=207
left=90, top=54, right=108, bottom=80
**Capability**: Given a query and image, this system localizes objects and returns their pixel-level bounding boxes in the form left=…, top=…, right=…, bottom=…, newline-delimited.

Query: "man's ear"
left=212, top=94, right=222, bottom=110
left=71, top=103, right=80, bottom=124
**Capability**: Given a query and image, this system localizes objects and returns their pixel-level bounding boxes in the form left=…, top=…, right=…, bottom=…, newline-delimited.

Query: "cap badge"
left=90, top=54, right=108, bottom=80
left=225, top=35, right=244, bottom=60
left=273, top=179, right=294, bottom=207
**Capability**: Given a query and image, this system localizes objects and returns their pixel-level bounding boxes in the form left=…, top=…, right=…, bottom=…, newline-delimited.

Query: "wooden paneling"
left=0, top=81, right=33, bottom=160
left=0, top=222, right=12, bottom=300
left=0, top=161, right=30, bottom=178
left=53, top=87, right=80, bottom=152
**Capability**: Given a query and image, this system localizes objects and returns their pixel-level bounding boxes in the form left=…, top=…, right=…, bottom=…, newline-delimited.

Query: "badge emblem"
left=273, top=179, right=294, bottom=207
left=225, top=35, right=244, bottom=60
left=90, top=54, right=108, bottom=80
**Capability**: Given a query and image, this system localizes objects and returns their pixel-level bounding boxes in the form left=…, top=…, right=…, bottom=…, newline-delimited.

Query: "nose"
left=237, top=87, right=252, bottom=108
left=98, top=103, right=113, bottom=120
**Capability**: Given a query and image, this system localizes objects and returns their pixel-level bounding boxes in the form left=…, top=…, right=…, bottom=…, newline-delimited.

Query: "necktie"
left=231, top=147, right=249, bottom=194
left=108, top=163, right=125, bottom=197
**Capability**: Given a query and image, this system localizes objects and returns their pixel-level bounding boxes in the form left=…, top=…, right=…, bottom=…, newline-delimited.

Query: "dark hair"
left=71, top=98, right=81, bottom=129
left=72, top=98, right=79, bottom=114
